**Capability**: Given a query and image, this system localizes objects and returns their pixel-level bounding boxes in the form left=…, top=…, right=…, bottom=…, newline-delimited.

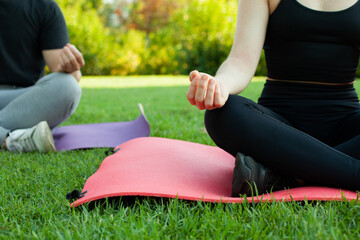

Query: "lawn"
left=1, top=76, right=360, bottom=239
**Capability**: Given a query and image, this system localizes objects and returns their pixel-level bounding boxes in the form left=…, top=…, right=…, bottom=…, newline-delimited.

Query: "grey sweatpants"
left=0, top=72, right=82, bottom=143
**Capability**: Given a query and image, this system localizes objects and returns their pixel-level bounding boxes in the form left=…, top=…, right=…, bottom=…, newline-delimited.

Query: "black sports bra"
left=263, top=0, right=360, bottom=84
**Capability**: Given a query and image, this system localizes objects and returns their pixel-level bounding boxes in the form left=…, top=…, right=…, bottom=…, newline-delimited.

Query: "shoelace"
left=9, top=132, right=37, bottom=152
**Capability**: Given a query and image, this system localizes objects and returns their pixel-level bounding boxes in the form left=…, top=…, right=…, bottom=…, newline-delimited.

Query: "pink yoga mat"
left=53, top=104, right=150, bottom=151
left=70, top=137, right=358, bottom=207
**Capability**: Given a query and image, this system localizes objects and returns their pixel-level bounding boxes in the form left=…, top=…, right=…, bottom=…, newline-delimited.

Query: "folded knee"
left=204, top=95, right=264, bottom=155
left=43, top=73, right=82, bottom=104
left=57, top=73, right=81, bottom=99
left=205, top=95, right=255, bottom=133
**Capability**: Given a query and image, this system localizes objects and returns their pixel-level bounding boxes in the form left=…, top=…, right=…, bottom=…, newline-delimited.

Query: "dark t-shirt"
left=0, top=0, right=69, bottom=87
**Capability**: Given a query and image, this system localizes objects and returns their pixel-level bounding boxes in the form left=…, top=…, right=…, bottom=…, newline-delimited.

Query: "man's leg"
left=0, top=72, right=81, bottom=149
left=0, top=86, right=28, bottom=144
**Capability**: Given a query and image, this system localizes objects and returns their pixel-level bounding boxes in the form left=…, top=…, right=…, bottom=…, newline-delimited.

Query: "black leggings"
left=205, top=81, right=360, bottom=191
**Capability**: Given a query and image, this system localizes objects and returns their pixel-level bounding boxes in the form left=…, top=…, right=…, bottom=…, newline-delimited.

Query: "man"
left=0, top=0, right=85, bottom=152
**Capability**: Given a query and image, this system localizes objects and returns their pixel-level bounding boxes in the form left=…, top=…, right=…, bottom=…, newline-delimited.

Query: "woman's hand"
left=186, top=70, right=229, bottom=110
left=59, top=44, right=85, bottom=74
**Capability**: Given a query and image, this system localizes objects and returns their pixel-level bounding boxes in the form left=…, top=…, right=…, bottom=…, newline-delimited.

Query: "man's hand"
left=43, top=43, right=85, bottom=82
left=186, top=70, right=229, bottom=110
left=59, top=44, right=85, bottom=74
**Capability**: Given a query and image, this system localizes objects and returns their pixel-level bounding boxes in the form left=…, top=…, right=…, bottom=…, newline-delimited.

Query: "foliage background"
left=55, top=0, right=360, bottom=77
left=55, top=0, right=268, bottom=76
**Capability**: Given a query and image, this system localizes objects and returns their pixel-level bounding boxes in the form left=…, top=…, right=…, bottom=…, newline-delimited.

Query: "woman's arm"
left=187, top=0, right=269, bottom=110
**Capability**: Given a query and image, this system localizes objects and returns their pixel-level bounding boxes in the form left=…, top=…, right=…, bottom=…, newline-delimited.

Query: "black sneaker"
left=231, top=153, right=298, bottom=197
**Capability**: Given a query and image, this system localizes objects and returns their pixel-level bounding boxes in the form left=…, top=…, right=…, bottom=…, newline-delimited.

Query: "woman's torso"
left=258, top=0, right=360, bottom=140
left=263, top=0, right=360, bottom=84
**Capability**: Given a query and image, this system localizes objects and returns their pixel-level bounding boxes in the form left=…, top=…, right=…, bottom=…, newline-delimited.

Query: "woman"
left=186, top=0, right=360, bottom=196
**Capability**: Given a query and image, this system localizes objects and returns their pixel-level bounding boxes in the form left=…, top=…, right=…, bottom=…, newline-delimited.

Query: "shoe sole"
left=33, top=121, right=56, bottom=153
left=232, top=153, right=263, bottom=197
left=232, top=153, right=251, bottom=197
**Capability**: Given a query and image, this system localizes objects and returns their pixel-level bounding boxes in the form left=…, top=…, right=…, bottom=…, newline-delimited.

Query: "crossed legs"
left=0, top=72, right=82, bottom=144
left=205, top=95, right=360, bottom=191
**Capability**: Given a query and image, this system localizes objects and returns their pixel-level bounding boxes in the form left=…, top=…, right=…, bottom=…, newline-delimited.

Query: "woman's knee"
left=204, top=95, right=258, bottom=145
left=205, top=95, right=254, bottom=131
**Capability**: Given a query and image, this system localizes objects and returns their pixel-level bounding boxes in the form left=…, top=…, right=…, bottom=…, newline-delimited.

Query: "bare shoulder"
left=268, top=0, right=282, bottom=15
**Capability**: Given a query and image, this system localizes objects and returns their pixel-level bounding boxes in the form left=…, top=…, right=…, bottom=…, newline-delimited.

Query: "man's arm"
left=42, top=44, right=85, bottom=82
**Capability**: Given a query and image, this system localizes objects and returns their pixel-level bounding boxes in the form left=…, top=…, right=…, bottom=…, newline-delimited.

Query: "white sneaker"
left=5, top=121, right=56, bottom=153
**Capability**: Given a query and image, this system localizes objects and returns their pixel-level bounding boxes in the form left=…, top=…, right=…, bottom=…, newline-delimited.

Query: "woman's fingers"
left=186, top=75, right=199, bottom=105
left=187, top=74, right=208, bottom=110
left=187, top=71, right=227, bottom=110
left=193, top=74, right=210, bottom=110
left=195, top=75, right=209, bottom=104
left=204, top=78, right=216, bottom=109
left=189, top=70, right=199, bottom=82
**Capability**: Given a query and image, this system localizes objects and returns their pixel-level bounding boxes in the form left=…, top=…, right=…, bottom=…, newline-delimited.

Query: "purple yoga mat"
left=53, top=104, right=150, bottom=151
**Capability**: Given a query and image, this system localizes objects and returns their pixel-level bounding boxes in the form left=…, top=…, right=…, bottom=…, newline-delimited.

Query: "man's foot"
left=231, top=153, right=298, bottom=197
left=4, top=121, right=55, bottom=153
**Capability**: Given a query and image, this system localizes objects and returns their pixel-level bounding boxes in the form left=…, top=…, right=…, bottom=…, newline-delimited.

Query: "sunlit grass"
left=80, top=75, right=190, bottom=88
left=80, top=75, right=267, bottom=88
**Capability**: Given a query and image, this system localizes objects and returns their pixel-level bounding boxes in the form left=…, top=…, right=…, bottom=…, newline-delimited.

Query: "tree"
left=114, top=0, right=178, bottom=47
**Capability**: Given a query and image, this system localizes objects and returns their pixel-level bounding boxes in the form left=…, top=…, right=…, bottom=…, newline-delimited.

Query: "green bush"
left=55, top=0, right=359, bottom=78
left=167, top=0, right=238, bottom=75
left=55, top=0, right=244, bottom=76
left=57, top=1, right=116, bottom=75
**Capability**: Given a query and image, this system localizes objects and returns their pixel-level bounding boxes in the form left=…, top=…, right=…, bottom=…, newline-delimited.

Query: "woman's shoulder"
left=269, top=0, right=283, bottom=15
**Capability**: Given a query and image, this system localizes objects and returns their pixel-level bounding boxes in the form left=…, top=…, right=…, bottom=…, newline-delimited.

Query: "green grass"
left=1, top=76, right=360, bottom=239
